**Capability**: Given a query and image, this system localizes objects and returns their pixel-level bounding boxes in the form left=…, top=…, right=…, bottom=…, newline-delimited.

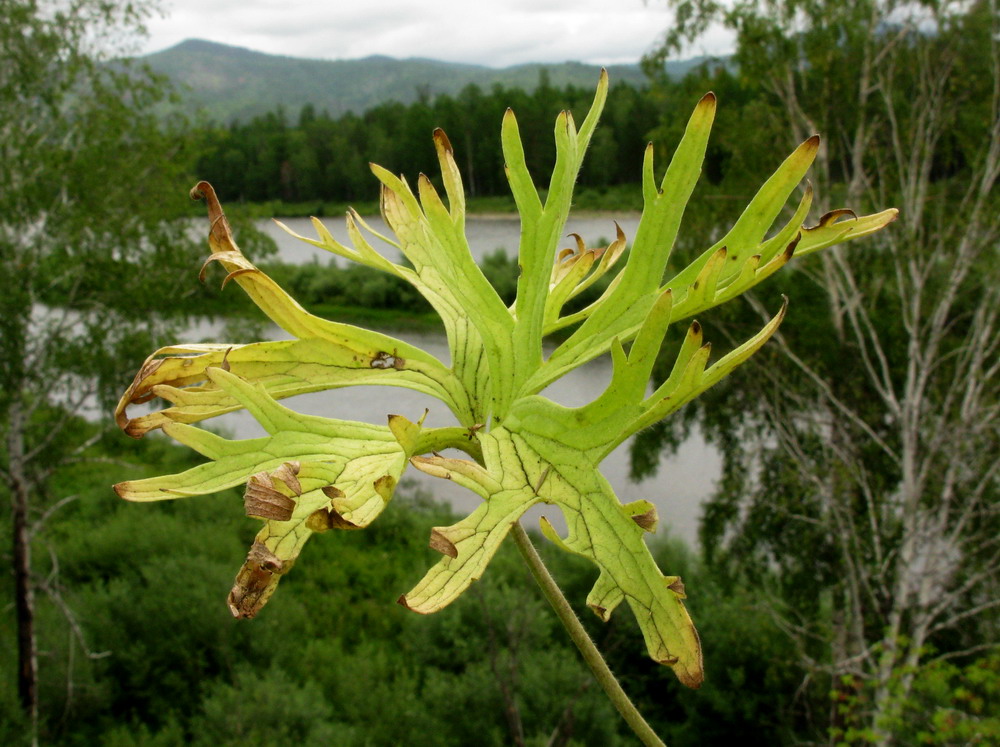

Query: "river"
left=258, top=214, right=644, bottom=266
left=185, top=215, right=721, bottom=547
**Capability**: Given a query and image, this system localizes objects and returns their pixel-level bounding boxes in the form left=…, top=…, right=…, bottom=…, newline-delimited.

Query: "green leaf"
left=119, top=80, right=895, bottom=690
left=526, top=92, right=717, bottom=396
left=115, top=337, right=470, bottom=437
left=795, top=208, right=899, bottom=256
left=665, top=135, right=820, bottom=293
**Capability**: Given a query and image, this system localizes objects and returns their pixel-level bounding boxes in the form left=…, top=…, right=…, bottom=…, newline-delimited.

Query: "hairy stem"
left=510, top=522, right=666, bottom=747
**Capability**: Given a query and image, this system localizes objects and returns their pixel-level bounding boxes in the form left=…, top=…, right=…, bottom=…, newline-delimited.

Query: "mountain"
left=140, top=39, right=711, bottom=123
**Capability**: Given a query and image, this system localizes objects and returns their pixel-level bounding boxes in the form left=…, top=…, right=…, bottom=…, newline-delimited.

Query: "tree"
left=0, top=1, right=202, bottom=738
left=643, top=1, right=1000, bottom=742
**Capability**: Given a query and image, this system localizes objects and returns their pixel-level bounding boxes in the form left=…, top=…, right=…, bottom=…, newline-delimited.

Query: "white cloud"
left=141, top=0, right=735, bottom=66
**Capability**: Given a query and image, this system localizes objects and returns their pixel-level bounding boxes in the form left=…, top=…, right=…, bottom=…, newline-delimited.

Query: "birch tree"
left=643, top=0, right=1000, bottom=742
left=0, top=1, right=201, bottom=737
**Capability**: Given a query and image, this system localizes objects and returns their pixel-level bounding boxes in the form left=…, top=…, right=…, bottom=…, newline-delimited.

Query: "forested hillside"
left=192, top=76, right=663, bottom=206
left=143, top=38, right=710, bottom=122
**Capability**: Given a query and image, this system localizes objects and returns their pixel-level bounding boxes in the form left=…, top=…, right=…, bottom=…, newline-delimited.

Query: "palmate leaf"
left=116, top=73, right=896, bottom=689
left=117, top=366, right=473, bottom=615
left=112, top=183, right=490, bottom=438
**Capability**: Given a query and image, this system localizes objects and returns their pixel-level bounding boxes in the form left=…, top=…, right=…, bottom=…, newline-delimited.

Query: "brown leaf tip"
left=272, top=461, right=302, bottom=496
left=329, top=507, right=363, bottom=531
left=630, top=508, right=658, bottom=532
left=121, top=419, right=149, bottom=440
left=189, top=181, right=212, bottom=202
left=666, top=576, right=687, bottom=597
left=589, top=604, right=610, bottom=622
left=433, top=128, right=454, bottom=154
left=244, top=473, right=295, bottom=521
left=115, top=358, right=167, bottom=436
left=228, top=541, right=285, bottom=619
left=429, top=528, right=458, bottom=558
left=676, top=667, right=704, bottom=689
left=190, top=180, right=239, bottom=255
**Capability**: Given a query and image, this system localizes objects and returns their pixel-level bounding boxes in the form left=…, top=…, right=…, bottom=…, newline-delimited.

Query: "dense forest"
left=2, top=0, right=998, bottom=745
left=191, top=63, right=796, bottom=216
left=193, top=75, right=662, bottom=207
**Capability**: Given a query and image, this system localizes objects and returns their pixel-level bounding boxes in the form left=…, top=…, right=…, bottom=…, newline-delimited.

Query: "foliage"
left=642, top=0, right=1000, bottom=742
left=828, top=651, right=1000, bottom=745
left=113, top=67, right=893, bottom=736
left=1, top=419, right=824, bottom=745
left=0, top=420, right=642, bottom=744
left=9, top=422, right=836, bottom=747
left=6, top=1, right=992, bottom=742
left=0, top=0, right=208, bottom=735
left=877, top=652, right=1000, bottom=745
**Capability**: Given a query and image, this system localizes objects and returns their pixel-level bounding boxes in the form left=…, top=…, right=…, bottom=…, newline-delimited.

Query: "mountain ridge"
left=141, top=38, right=713, bottom=123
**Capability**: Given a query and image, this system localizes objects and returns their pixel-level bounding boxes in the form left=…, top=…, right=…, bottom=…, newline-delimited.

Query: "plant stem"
left=510, top=522, right=666, bottom=747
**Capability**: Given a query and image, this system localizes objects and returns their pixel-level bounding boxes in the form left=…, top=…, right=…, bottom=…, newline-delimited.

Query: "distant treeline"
left=194, top=77, right=661, bottom=205
left=193, top=55, right=982, bottom=215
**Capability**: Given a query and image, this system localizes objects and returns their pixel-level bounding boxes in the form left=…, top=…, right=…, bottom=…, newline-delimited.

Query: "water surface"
left=260, top=214, right=643, bottom=266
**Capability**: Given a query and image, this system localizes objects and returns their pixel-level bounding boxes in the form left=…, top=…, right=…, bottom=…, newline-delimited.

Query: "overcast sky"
left=139, top=0, right=735, bottom=67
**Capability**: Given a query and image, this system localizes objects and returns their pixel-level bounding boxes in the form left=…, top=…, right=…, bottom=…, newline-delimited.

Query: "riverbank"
left=181, top=209, right=640, bottom=331
left=221, top=183, right=646, bottom=219
left=251, top=239, right=622, bottom=339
